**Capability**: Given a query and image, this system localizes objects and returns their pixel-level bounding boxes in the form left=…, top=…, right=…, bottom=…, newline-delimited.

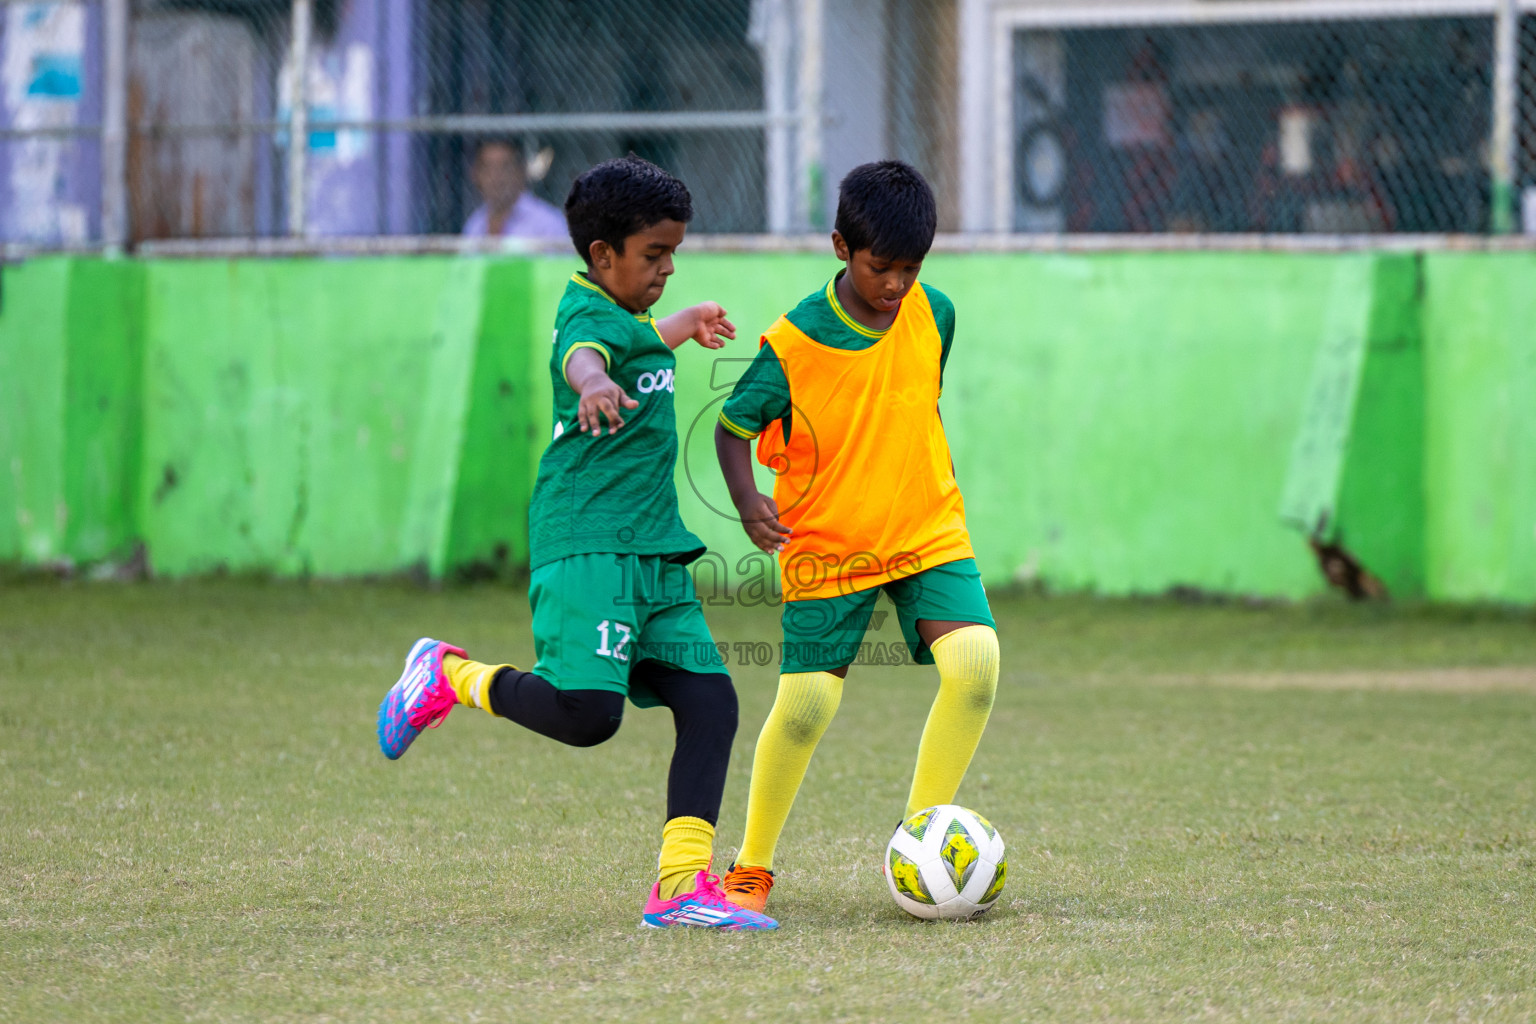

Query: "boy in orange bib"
left=713, top=161, right=1000, bottom=914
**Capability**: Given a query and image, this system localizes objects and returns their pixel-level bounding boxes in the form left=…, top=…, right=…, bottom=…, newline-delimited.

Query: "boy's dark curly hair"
left=834, top=160, right=937, bottom=263
left=564, top=155, right=693, bottom=264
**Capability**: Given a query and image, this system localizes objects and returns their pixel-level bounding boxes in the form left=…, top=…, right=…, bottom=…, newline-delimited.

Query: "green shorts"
left=529, top=552, right=727, bottom=708
left=780, top=557, right=995, bottom=673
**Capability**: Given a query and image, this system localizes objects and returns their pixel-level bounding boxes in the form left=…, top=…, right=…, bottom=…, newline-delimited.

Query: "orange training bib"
left=755, top=282, right=974, bottom=601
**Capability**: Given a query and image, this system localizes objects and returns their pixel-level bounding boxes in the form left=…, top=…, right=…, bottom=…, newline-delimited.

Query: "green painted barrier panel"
left=444, top=259, right=540, bottom=575
left=62, top=260, right=146, bottom=565
left=0, top=259, right=70, bottom=563
left=138, top=258, right=516, bottom=578
left=1331, top=256, right=1425, bottom=596
left=1279, top=260, right=1378, bottom=539
left=1421, top=253, right=1536, bottom=603
left=0, top=257, right=143, bottom=566
left=930, top=252, right=1342, bottom=598
left=4, top=250, right=1533, bottom=603
left=665, top=252, right=1356, bottom=598
left=1280, top=255, right=1424, bottom=596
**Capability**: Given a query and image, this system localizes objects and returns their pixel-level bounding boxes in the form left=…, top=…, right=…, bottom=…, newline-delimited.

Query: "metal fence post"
left=797, top=0, right=823, bottom=232
left=758, top=0, right=793, bottom=234
left=1491, top=0, right=1519, bottom=234
left=286, top=0, right=312, bottom=237
left=100, top=0, right=128, bottom=251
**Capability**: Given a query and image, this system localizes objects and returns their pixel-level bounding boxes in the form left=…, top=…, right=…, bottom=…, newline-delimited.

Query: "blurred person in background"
left=462, top=138, right=567, bottom=239
left=1103, top=39, right=1178, bottom=232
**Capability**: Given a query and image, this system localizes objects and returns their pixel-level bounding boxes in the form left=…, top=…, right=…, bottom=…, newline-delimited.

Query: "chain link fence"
left=1521, top=11, right=1536, bottom=228
left=3, top=0, right=788, bottom=247
left=124, top=0, right=774, bottom=241
left=2, top=0, right=1535, bottom=248
left=127, top=0, right=286, bottom=240
left=1009, top=11, right=1536, bottom=234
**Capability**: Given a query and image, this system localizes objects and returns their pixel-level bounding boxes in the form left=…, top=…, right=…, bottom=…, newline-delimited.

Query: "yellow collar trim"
left=825, top=276, right=891, bottom=340
left=571, top=272, right=652, bottom=322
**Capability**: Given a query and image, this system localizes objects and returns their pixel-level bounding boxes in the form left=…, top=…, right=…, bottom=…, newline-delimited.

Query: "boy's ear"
left=589, top=239, right=613, bottom=269
left=831, top=230, right=850, bottom=262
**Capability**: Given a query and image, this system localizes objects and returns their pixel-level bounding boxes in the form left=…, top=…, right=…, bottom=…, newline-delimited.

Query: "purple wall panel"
left=2, top=0, right=101, bottom=244
left=305, top=0, right=413, bottom=236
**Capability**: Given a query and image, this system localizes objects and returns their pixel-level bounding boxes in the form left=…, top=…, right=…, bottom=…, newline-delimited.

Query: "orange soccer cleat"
left=720, top=864, right=775, bottom=913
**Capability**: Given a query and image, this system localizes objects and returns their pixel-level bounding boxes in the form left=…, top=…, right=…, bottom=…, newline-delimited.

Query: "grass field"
left=3, top=580, right=1534, bottom=1022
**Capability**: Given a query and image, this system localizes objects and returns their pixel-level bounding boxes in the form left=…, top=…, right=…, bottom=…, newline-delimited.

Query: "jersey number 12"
left=595, top=620, right=632, bottom=662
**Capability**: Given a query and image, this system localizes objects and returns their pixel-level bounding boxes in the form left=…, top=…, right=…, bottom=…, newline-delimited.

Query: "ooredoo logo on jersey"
left=637, top=368, right=675, bottom=394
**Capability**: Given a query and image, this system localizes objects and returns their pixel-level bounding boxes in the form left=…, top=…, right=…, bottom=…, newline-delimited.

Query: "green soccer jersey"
left=718, top=273, right=955, bottom=442
left=527, top=272, right=705, bottom=569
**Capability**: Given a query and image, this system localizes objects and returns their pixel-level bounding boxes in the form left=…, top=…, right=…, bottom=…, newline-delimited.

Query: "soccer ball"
left=885, top=804, right=1006, bottom=921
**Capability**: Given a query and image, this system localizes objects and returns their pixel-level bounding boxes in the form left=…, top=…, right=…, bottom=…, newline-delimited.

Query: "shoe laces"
left=406, top=676, right=458, bottom=731
left=691, top=872, right=733, bottom=908
left=723, top=865, right=773, bottom=895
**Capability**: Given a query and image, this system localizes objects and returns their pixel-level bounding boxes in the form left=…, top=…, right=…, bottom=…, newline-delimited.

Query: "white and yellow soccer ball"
left=885, top=804, right=1006, bottom=921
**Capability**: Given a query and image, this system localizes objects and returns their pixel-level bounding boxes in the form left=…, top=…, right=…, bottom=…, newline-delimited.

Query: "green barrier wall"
left=2, top=251, right=1532, bottom=602
left=664, top=253, right=1370, bottom=598
left=136, top=258, right=531, bottom=577
left=0, top=257, right=143, bottom=566
left=0, top=259, right=71, bottom=564
left=936, top=253, right=1349, bottom=598
left=1280, top=255, right=1425, bottom=596
left=1420, top=254, right=1536, bottom=603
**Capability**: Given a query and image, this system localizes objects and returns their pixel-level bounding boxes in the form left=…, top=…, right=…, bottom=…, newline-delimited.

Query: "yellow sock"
left=735, top=671, right=843, bottom=871
left=657, top=816, right=715, bottom=900
left=442, top=654, right=511, bottom=717
left=905, top=625, right=1000, bottom=816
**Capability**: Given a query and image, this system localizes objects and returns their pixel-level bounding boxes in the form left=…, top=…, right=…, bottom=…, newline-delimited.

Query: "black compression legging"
left=489, top=661, right=737, bottom=826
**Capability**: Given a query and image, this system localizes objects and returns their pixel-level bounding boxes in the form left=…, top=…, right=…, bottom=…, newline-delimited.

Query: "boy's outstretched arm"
left=566, top=347, right=638, bottom=436
left=715, top=424, right=791, bottom=553
left=656, top=302, right=735, bottom=350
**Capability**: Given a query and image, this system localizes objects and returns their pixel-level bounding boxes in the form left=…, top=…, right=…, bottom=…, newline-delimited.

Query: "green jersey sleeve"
left=719, top=343, right=792, bottom=440
left=926, top=284, right=956, bottom=392
left=555, top=307, right=632, bottom=385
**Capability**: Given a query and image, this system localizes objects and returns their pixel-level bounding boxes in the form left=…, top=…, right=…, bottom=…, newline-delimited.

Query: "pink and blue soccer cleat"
left=377, top=637, right=467, bottom=760
left=641, top=871, right=778, bottom=930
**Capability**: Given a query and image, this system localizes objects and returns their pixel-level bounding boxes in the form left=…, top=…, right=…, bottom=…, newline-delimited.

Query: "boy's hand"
left=715, top=423, right=787, bottom=551
left=656, top=301, right=736, bottom=350
left=736, top=492, right=792, bottom=553
left=687, top=302, right=736, bottom=349
left=576, top=377, right=639, bottom=436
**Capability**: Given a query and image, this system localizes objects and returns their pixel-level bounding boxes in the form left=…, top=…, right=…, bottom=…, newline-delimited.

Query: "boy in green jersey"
left=377, top=156, right=776, bottom=931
